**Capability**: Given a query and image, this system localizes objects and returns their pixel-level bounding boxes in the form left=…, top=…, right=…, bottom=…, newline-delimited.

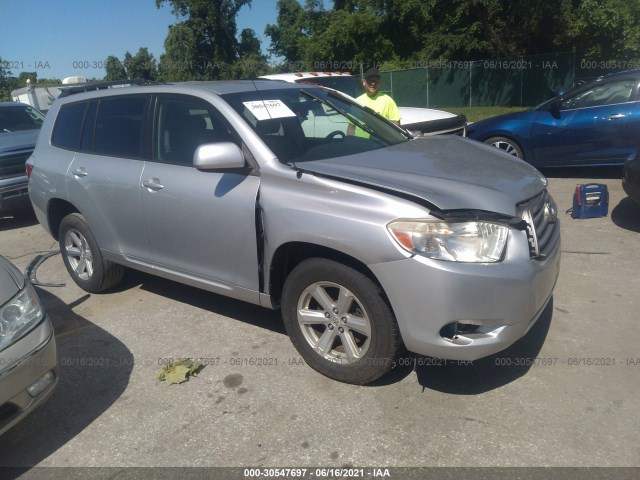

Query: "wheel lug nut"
left=338, top=327, right=344, bottom=333
left=333, top=308, right=339, bottom=314
left=324, top=312, right=330, bottom=318
left=341, top=317, right=347, bottom=323
left=328, top=324, right=334, bottom=330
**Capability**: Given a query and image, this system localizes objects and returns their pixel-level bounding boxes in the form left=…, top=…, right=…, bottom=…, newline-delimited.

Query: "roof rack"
left=58, top=79, right=154, bottom=98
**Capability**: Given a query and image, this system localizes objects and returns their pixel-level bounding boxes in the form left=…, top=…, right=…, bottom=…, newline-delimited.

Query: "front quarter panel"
left=259, top=168, right=427, bottom=283
left=467, top=112, right=536, bottom=159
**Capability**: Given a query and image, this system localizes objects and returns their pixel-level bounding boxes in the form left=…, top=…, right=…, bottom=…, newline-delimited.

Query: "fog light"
left=27, top=371, right=55, bottom=397
left=440, top=322, right=480, bottom=340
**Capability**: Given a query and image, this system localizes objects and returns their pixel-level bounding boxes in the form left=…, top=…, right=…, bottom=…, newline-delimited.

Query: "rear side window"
left=94, top=97, right=147, bottom=158
left=52, top=102, right=88, bottom=150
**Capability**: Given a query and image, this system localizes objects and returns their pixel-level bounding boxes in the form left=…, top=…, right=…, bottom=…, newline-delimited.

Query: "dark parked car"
left=623, top=149, right=640, bottom=203
left=467, top=70, right=640, bottom=167
left=0, top=102, right=45, bottom=213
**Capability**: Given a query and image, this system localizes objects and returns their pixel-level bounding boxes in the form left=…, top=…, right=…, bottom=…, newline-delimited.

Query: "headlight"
left=387, top=220, right=509, bottom=262
left=0, top=282, right=45, bottom=351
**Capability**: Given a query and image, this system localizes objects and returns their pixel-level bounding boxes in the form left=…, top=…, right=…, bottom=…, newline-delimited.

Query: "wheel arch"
left=267, top=242, right=390, bottom=310
left=47, top=199, right=81, bottom=241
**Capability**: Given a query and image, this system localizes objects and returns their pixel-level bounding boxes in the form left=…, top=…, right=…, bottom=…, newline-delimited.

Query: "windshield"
left=0, top=105, right=45, bottom=133
left=221, top=87, right=408, bottom=164
left=535, top=83, right=585, bottom=110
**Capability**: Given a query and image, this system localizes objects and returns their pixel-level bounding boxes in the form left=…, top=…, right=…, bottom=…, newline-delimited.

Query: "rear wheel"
left=484, top=136, right=523, bottom=159
left=59, top=213, right=124, bottom=293
left=281, top=258, right=400, bottom=384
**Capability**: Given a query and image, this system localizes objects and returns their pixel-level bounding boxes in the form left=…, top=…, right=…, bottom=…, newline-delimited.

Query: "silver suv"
left=27, top=80, right=560, bottom=384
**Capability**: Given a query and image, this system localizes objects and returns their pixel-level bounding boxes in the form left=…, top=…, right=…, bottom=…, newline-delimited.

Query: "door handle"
left=606, top=114, right=625, bottom=120
left=72, top=168, right=88, bottom=177
left=142, top=179, right=165, bottom=191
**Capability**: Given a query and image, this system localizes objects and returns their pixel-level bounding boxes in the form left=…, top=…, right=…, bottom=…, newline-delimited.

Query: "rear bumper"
left=370, top=229, right=560, bottom=361
left=0, top=176, right=30, bottom=212
left=0, top=317, right=58, bottom=436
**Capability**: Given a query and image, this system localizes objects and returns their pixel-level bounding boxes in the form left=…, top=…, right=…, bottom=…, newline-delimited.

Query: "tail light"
left=26, top=160, right=33, bottom=178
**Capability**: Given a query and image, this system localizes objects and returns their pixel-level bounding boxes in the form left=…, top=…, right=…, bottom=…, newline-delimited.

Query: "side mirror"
left=194, top=142, right=245, bottom=170
left=548, top=101, right=561, bottom=119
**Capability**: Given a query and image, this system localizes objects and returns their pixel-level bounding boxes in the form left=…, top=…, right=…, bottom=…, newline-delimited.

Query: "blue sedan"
left=467, top=70, right=640, bottom=168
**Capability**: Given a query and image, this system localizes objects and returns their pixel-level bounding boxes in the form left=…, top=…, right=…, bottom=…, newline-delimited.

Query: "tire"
left=484, top=136, right=524, bottom=159
left=58, top=213, right=124, bottom=293
left=281, top=258, right=401, bottom=384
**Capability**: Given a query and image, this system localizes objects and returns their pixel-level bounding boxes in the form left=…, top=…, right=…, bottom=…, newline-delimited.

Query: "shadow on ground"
left=111, top=270, right=552, bottom=392
left=412, top=298, right=554, bottom=395
left=0, top=288, right=133, bottom=472
left=611, top=197, right=640, bottom=233
left=0, top=208, right=38, bottom=232
left=114, top=269, right=286, bottom=335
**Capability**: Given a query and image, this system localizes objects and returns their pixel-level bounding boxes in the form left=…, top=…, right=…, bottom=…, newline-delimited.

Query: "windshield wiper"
left=299, top=89, right=380, bottom=139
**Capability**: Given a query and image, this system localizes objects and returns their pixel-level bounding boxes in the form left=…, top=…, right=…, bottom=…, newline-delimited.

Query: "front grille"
left=0, top=151, right=31, bottom=179
left=519, top=190, right=560, bottom=258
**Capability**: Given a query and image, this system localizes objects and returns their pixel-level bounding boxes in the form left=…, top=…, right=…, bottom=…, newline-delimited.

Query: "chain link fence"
left=370, top=51, right=638, bottom=108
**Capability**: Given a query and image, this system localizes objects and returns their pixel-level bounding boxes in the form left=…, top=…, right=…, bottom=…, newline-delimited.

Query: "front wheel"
left=484, top=136, right=524, bottom=159
left=281, top=258, right=401, bottom=384
left=59, top=213, right=124, bottom=293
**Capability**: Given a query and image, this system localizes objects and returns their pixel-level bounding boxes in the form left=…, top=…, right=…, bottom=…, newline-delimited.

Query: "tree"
left=234, top=29, right=270, bottom=78
left=265, top=0, right=308, bottom=62
left=265, top=0, right=586, bottom=69
left=156, top=0, right=252, bottom=80
left=561, top=0, right=640, bottom=60
left=124, top=48, right=158, bottom=80
left=18, top=71, right=37, bottom=85
left=35, top=77, right=63, bottom=85
left=158, top=23, right=198, bottom=80
left=238, top=28, right=262, bottom=57
left=104, top=55, right=127, bottom=81
left=0, top=57, right=12, bottom=101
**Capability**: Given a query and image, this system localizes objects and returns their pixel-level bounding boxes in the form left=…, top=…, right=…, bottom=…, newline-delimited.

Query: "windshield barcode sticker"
left=242, top=100, right=296, bottom=121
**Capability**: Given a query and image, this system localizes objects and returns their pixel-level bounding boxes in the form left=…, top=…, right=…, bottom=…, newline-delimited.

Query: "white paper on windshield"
left=242, top=100, right=296, bottom=121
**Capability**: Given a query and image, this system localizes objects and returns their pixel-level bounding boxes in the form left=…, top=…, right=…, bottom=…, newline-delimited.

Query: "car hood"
left=298, top=136, right=546, bottom=216
left=0, top=130, right=40, bottom=155
left=0, top=256, right=23, bottom=306
left=399, top=107, right=456, bottom=123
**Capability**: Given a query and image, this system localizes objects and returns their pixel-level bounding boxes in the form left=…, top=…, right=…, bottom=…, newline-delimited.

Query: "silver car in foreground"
left=27, top=80, right=560, bottom=384
left=0, top=256, right=57, bottom=435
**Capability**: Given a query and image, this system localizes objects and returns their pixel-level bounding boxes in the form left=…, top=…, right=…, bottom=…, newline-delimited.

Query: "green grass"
left=444, top=106, right=530, bottom=122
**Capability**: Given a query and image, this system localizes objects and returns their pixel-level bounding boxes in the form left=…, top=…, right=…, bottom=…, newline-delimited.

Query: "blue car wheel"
left=484, top=136, right=523, bottom=159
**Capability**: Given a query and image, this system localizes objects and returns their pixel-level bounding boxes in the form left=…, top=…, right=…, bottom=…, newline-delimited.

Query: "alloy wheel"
left=296, top=281, right=372, bottom=363
left=64, top=229, right=94, bottom=281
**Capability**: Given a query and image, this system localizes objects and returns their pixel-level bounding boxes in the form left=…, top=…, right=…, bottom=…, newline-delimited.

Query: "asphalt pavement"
left=0, top=167, right=638, bottom=479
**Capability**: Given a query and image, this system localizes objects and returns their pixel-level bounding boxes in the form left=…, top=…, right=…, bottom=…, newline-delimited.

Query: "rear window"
left=52, top=102, right=88, bottom=150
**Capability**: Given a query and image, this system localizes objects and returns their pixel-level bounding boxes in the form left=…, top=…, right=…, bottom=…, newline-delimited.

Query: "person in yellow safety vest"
left=347, top=67, right=401, bottom=137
